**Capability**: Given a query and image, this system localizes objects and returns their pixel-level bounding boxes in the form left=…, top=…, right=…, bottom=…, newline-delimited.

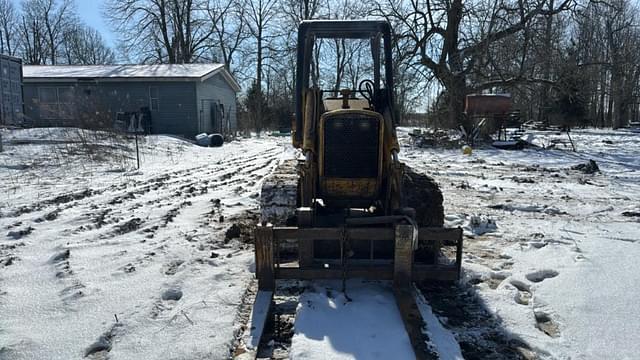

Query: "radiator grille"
left=323, top=116, right=380, bottom=178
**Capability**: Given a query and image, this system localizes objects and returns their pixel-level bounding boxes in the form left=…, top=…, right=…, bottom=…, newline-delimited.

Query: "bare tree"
left=206, top=0, right=247, bottom=73
left=20, top=0, right=76, bottom=64
left=602, top=0, right=640, bottom=128
left=242, top=0, right=279, bottom=131
left=105, top=0, right=211, bottom=64
left=570, top=0, right=640, bottom=128
left=0, top=0, right=18, bottom=55
left=244, top=0, right=279, bottom=93
left=19, top=2, right=48, bottom=64
left=373, top=0, right=573, bottom=129
left=62, top=24, right=116, bottom=64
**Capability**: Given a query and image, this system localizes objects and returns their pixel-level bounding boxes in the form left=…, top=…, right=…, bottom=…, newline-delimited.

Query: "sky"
left=11, top=0, right=115, bottom=46
left=76, top=0, right=114, bottom=46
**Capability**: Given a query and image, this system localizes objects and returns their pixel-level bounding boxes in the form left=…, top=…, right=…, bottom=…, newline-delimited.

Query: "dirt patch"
left=113, top=218, right=143, bottom=235
left=93, top=209, right=112, bottom=229
left=571, top=159, right=599, bottom=174
left=0, top=256, right=18, bottom=267
left=224, top=213, right=259, bottom=244
left=35, top=209, right=61, bottom=222
left=51, top=189, right=95, bottom=205
left=7, top=226, right=34, bottom=240
left=257, top=281, right=307, bottom=358
left=534, top=311, right=560, bottom=338
left=225, top=224, right=242, bottom=241
left=418, top=282, right=536, bottom=360
left=161, top=201, right=192, bottom=226
left=84, top=323, right=123, bottom=357
left=511, top=176, right=536, bottom=184
left=5, top=189, right=98, bottom=218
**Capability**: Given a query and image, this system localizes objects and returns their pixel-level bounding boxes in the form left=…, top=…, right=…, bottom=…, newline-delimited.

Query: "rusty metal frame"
left=254, top=224, right=463, bottom=291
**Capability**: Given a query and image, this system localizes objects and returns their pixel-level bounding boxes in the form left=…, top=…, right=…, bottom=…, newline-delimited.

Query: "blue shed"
left=22, top=64, right=240, bottom=137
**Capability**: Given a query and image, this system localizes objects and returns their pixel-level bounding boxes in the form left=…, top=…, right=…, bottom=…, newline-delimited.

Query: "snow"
left=0, top=128, right=285, bottom=359
left=2, top=126, right=640, bottom=359
left=242, top=290, right=273, bottom=351
left=400, top=127, right=640, bottom=359
left=23, top=64, right=225, bottom=80
left=290, top=280, right=415, bottom=359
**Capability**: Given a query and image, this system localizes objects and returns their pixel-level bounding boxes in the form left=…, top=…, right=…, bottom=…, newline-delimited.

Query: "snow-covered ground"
left=0, top=128, right=284, bottom=359
left=1, top=126, right=639, bottom=359
left=400, top=127, right=640, bottom=360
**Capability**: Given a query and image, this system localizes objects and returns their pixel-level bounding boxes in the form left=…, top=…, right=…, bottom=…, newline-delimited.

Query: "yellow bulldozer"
left=238, top=20, right=463, bottom=359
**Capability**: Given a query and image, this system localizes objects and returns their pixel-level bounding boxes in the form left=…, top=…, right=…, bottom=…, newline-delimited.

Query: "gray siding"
left=196, top=73, right=237, bottom=134
left=23, top=81, right=199, bottom=137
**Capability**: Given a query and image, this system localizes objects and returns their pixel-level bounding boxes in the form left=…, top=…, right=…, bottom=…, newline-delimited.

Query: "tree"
left=19, top=1, right=48, bottom=64
left=62, top=24, right=115, bottom=65
left=243, top=0, right=279, bottom=131
left=105, top=0, right=212, bottom=64
left=571, top=0, right=640, bottom=128
left=0, top=0, right=18, bottom=55
left=244, top=80, right=269, bottom=132
left=373, top=0, right=573, bottom=130
left=206, top=0, right=247, bottom=73
left=20, top=0, right=76, bottom=65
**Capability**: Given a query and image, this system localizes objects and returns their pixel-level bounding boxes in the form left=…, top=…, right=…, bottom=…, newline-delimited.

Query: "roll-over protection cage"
left=295, top=20, right=396, bottom=145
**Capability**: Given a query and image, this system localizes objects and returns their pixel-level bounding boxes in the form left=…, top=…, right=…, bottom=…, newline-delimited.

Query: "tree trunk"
left=446, top=74, right=467, bottom=131
left=256, top=26, right=263, bottom=133
left=611, top=69, right=623, bottom=128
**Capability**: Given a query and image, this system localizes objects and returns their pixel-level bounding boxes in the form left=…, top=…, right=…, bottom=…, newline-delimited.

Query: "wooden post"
left=394, top=224, right=415, bottom=289
left=255, top=224, right=275, bottom=291
left=135, top=133, right=140, bottom=169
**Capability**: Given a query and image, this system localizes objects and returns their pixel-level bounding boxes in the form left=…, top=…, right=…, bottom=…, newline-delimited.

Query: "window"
left=149, top=87, right=159, bottom=111
left=57, top=87, right=74, bottom=119
left=38, top=87, right=75, bottom=119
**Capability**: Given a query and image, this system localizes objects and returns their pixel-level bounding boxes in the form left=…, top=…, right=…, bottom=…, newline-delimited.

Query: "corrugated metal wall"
left=0, top=55, right=24, bottom=126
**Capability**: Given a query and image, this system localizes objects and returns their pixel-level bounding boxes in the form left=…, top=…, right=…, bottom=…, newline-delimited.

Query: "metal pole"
left=135, top=133, right=140, bottom=169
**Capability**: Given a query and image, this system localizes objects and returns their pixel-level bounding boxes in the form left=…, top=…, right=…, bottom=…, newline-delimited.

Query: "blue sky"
left=76, top=0, right=114, bottom=45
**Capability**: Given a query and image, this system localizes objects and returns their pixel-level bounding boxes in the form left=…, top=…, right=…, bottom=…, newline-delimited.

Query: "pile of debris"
left=571, top=159, right=600, bottom=174
left=408, top=128, right=462, bottom=148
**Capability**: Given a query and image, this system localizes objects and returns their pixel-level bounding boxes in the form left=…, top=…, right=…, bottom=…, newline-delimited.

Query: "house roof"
left=23, top=64, right=241, bottom=92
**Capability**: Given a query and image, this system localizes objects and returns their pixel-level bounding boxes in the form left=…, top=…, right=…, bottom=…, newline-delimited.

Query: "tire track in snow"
left=0, top=139, right=286, bottom=359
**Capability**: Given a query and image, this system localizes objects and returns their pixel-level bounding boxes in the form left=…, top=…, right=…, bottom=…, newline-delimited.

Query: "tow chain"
left=340, top=226, right=352, bottom=302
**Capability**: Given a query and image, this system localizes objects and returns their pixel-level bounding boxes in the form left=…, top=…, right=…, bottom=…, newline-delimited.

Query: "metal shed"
left=22, top=64, right=240, bottom=137
left=0, top=54, right=24, bottom=126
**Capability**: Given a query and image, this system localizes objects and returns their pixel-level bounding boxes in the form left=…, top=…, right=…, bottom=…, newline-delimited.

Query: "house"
left=22, top=64, right=240, bottom=137
left=0, top=54, right=24, bottom=126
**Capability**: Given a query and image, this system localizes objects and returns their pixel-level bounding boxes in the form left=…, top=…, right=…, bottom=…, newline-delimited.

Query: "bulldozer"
left=236, top=20, right=463, bottom=359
